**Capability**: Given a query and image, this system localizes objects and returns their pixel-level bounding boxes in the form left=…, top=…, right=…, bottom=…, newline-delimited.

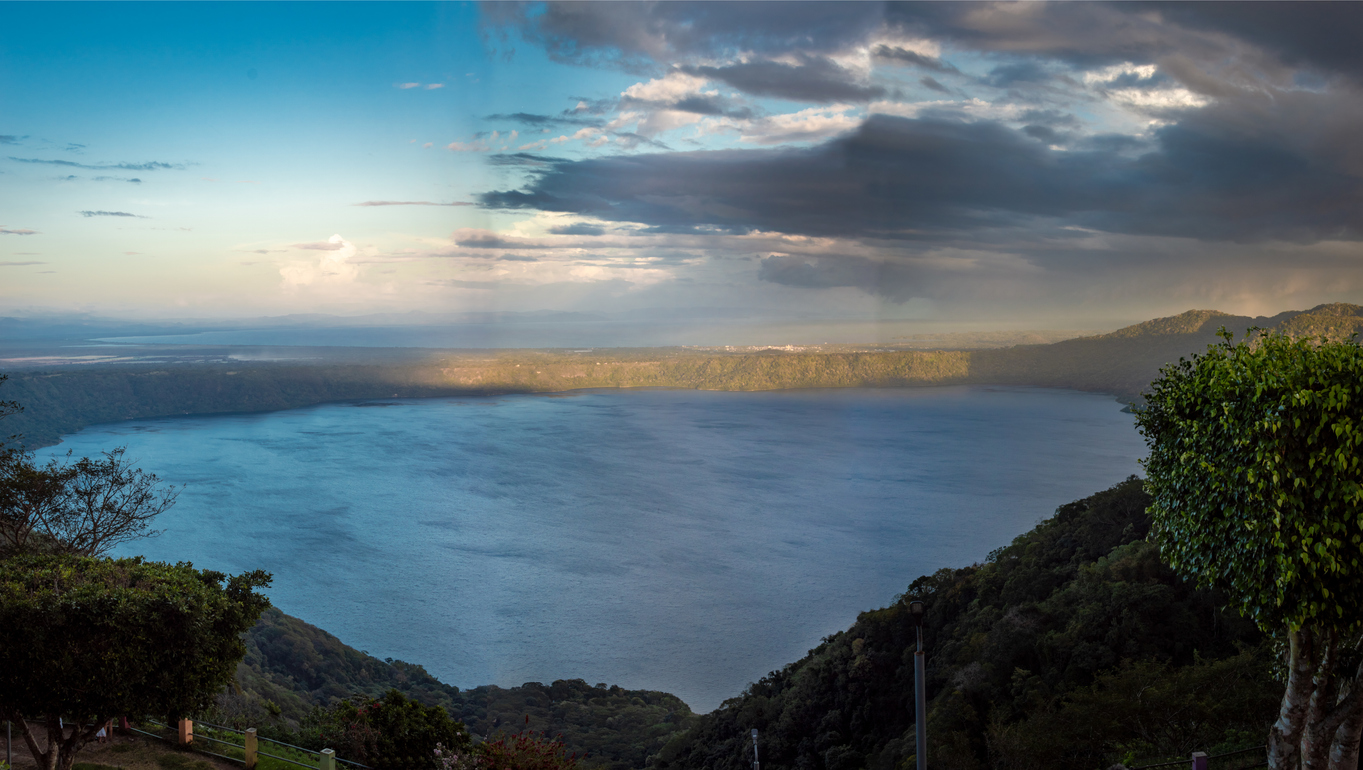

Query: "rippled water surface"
left=42, top=387, right=1146, bottom=711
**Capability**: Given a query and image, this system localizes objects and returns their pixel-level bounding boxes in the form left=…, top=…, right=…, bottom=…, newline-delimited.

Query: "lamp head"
left=909, top=600, right=924, bottom=625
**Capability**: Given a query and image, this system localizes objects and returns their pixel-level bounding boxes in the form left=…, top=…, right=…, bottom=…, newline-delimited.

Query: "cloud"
left=0, top=135, right=19, bottom=144
left=78, top=210, right=146, bottom=218
left=684, top=55, right=885, bottom=103
left=352, top=200, right=473, bottom=207
left=396, top=82, right=421, bottom=89
left=447, top=139, right=492, bottom=152
left=734, top=105, right=861, bottom=145
left=758, top=254, right=922, bottom=300
left=91, top=176, right=142, bottom=184
left=425, top=83, right=444, bottom=89
left=485, top=2, right=894, bottom=69
left=1154, top=3, right=1363, bottom=82
left=280, top=234, right=360, bottom=287
left=10, top=157, right=185, bottom=171
left=549, top=223, right=606, bottom=236
left=873, top=44, right=960, bottom=74
left=0, top=261, right=45, bottom=266
left=453, top=228, right=552, bottom=250
left=0, top=227, right=38, bottom=235
left=485, top=112, right=605, bottom=128
left=291, top=240, right=346, bottom=251
left=920, top=76, right=949, bottom=93
left=480, top=109, right=1363, bottom=244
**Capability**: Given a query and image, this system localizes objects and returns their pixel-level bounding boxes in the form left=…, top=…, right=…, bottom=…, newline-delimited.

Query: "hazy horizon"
left=4, top=2, right=1362, bottom=329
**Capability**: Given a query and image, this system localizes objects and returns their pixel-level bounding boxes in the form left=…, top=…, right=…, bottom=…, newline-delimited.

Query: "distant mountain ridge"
left=2, top=304, right=1361, bottom=447
left=968, top=302, right=1363, bottom=399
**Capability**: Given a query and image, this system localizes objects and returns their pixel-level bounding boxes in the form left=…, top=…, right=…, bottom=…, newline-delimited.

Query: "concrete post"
left=178, top=719, right=194, bottom=746
left=914, top=650, right=927, bottom=770
left=321, top=748, right=336, bottom=770
left=1191, top=752, right=1208, bottom=770
left=245, top=728, right=258, bottom=770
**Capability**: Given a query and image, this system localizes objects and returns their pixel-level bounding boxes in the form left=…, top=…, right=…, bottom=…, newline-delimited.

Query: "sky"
left=2, top=1, right=1363, bottom=330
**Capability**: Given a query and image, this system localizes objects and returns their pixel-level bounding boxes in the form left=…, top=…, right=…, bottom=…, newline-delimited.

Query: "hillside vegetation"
left=651, top=479, right=1280, bottom=770
left=4, top=303, right=1362, bottom=448
left=225, top=608, right=696, bottom=770
left=214, top=479, right=1282, bottom=770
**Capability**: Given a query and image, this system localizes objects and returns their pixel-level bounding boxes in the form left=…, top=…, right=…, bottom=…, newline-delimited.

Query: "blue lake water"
left=41, top=386, right=1147, bottom=712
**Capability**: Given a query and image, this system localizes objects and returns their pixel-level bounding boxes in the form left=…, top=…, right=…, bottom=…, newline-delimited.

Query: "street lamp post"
left=910, top=600, right=927, bottom=770
left=751, top=729, right=760, bottom=770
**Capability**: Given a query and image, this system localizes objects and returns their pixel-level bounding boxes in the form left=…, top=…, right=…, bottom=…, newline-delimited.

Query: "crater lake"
left=39, top=385, right=1146, bottom=711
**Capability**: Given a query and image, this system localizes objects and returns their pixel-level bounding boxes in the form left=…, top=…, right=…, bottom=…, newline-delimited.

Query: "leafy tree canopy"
left=1136, top=330, right=1363, bottom=632
left=0, top=554, right=271, bottom=770
left=296, top=689, right=470, bottom=770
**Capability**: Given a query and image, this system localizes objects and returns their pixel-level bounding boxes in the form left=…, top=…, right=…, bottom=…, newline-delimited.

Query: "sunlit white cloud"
left=280, top=234, right=360, bottom=288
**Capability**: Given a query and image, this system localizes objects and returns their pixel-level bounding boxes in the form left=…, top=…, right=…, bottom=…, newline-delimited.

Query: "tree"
left=0, top=554, right=272, bottom=770
left=1136, top=329, right=1363, bottom=770
left=0, top=446, right=177, bottom=557
left=0, top=373, right=20, bottom=427
left=298, top=689, right=471, bottom=769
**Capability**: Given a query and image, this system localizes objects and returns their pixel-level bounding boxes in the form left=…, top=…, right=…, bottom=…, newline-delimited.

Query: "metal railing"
left=133, top=718, right=370, bottom=770
left=1130, top=745, right=1267, bottom=770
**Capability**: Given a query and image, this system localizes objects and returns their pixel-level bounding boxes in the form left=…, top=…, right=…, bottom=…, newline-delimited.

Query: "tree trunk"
left=0, top=710, right=105, bottom=770
left=1329, top=668, right=1363, bottom=770
left=1272, top=628, right=1318, bottom=770
left=1304, top=630, right=1341, bottom=770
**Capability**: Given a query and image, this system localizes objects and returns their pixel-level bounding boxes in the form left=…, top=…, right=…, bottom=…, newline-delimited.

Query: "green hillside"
left=651, top=479, right=1280, bottom=770
left=229, top=608, right=696, bottom=770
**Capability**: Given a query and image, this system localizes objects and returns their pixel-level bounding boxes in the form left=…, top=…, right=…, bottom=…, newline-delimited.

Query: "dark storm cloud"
left=872, top=45, right=959, bottom=74
left=919, top=77, right=949, bottom=94
left=682, top=56, right=885, bottom=103
left=1151, top=3, right=1363, bottom=81
left=491, top=2, right=1363, bottom=93
left=983, top=61, right=1055, bottom=88
left=758, top=254, right=920, bottom=300
left=480, top=110, right=1363, bottom=244
left=10, top=157, right=185, bottom=171
left=664, top=95, right=754, bottom=119
left=484, top=1, right=892, bottom=70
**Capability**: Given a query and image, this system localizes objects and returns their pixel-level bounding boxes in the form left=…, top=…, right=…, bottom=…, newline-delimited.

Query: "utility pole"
left=910, top=600, right=927, bottom=770
left=751, top=728, right=760, bottom=770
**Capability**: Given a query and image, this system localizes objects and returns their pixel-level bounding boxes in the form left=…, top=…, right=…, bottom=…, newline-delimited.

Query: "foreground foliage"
left=651, top=479, right=1278, bottom=770
left=0, top=555, right=272, bottom=770
left=0, top=446, right=177, bottom=557
left=291, top=689, right=471, bottom=770
left=212, top=611, right=695, bottom=770
left=1137, top=330, right=1363, bottom=770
